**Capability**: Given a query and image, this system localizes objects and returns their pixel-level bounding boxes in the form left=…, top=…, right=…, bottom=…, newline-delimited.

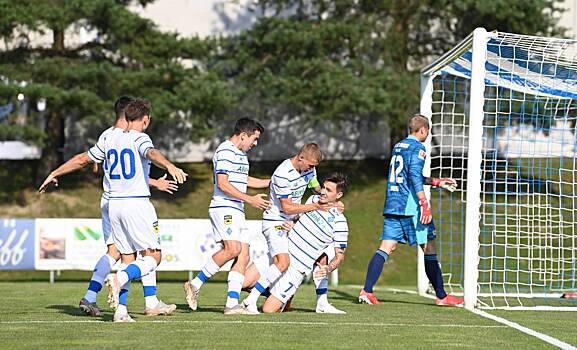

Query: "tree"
left=0, top=0, right=234, bottom=183
left=220, top=0, right=565, bottom=147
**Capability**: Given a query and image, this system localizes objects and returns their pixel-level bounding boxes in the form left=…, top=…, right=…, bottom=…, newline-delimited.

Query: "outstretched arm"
left=146, top=149, right=187, bottom=184
left=38, top=152, right=93, bottom=193
left=247, top=176, right=270, bottom=188
left=149, top=174, right=179, bottom=194
left=217, top=173, right=271, bottom=210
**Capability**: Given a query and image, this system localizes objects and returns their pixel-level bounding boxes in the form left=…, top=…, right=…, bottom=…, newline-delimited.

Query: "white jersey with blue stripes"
left=288, top=195, right=349, bottom=274
left=263, top=159, right=316, bottom=224
left=88, top=128, right=153, bottom=199
left=209, top=140, right=249, bottom=214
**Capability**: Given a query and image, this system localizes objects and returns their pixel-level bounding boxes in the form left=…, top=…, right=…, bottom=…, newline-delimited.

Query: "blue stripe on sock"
left=143, top=286, right=156, bottom=297
left=124, top=264, right=142, bottom=280
left=316, top=288, right=328, bottom=296
left=119, top=289, right=129, bottom=305
left=255, top=282, right=266, bottom=293
left=262, top=288, right=271, bottom=297
left=424, top=254, right=438, bottom=261
left=88, top=280, right=102, bottom=293
left=227, top=291, right=240, bottom=300
left=198, top=271, right=208, bottom=282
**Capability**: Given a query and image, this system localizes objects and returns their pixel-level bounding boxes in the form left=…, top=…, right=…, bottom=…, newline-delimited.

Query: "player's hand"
left=335, top=200, right=345, bottom=214
left=249, top=193, right=272, bottom=210
left=167, top=165, right=188, bottom=184
left=38, top=174, right=58, bottom=193
left=281, top=220, right=295, bottom=232
left=154, top=174, right=179, bottom=194
left=432, top=177, right=458, bottom=192
left=313, top=263, right=330, bottom=278
left=419, top=197, right=432, bottom=224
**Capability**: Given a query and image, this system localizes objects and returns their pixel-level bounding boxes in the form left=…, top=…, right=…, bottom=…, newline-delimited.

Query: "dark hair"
left=124, top=98, right=152, bottom=122
left=233, top=118, right=264, bottom=136
left=298, top=143, right=324, bottom=162
left=114, top=96, right=134, bottom=120
left=408, top=114, right=429, bottom=133
left=323, top=172, right=348, bottom=193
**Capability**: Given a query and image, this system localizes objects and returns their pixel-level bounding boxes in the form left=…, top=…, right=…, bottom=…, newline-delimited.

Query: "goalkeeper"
left=358, top=114, right=463, bottom=306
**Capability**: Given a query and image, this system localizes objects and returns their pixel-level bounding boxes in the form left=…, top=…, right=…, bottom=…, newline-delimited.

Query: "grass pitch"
left=1, top=281, right=575, bottom=349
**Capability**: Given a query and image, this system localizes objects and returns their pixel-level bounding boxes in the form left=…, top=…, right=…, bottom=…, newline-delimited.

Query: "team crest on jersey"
left=153, top=221, right=159, bottom=234
left=328, top=216, right=335, bottom=223
left=418, top=149, right=426, bottom=160
left=224, top=215, right=233, bottom=225
left=274, top=225, right=284, bottom=231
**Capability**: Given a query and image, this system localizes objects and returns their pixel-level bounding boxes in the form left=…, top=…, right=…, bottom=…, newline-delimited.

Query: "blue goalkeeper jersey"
left=383, top=135, right=427, bottom=217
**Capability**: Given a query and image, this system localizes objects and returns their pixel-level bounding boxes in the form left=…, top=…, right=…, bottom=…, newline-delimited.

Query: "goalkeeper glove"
left=431, top=177, right=458, bottom=192
left=419, top=197, right=432, bottom=225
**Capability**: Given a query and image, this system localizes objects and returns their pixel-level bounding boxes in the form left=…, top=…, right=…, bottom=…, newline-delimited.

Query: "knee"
left=262, top=303, right=279, bottom=314
left=276, top=260, right=289, bottom=273
left=224, top=242, right=241, bottom=258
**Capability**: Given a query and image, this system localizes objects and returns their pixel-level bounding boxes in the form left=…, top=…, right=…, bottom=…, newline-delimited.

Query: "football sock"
left=313, top=265, right=329, bottom=306
left=141, top=269, right=160, bottom=309
left=424, top=254, right=447, bottom=299
left=363, top=249, right=389, bottom=293
left=117, top=256, right=157, bottom=288
left=192, top=257, right=220, bottom=290
left=225, top=271, right=245, bottom=308
left=245, top=264, right=282, bottom=305
left=84, top=254, right=116, bottom=303
left=117, top=280, right=131, bottom=315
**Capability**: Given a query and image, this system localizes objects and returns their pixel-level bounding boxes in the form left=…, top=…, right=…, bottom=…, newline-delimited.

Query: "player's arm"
left=279, top=197, right=323, bottom=216
left=38, top=152, right=93, bottom=193
left=216, top=173, right=271, bottom=210
left=424, top=177, right=458, bottom=192
left=409, top=147, right=432, bottom=224
left=146, top=149, right=187, bottom=184
left=247, top=176, right=270, bottom=188
left=149, top=174, right=178, bottom=194
left=314, top=247, right=346, bottom=278
left=308, top=176, right=321, bottom=193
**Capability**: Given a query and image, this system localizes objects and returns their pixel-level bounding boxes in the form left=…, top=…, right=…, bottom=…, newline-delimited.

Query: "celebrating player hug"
left=38, top=107, right=460, bottom=320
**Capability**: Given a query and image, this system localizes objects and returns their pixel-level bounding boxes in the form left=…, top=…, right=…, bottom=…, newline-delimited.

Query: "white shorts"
left=209, top=208, right=248, bottom=243
left=270, top=265, right=305, bottom=304
left=100, top=197, right=114, bottom=246
left=109, top=199, right=160, bottom=254
left=262, top=222, right=289, bottom=257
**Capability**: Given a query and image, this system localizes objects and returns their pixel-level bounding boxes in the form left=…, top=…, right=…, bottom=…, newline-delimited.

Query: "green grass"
left=0, top=281, right=574, bottom=349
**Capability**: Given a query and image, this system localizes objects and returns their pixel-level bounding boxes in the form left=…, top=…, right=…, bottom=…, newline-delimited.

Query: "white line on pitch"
left=471, top=309, right=577, bottom=350
left=0, top=319, right=506, bottom=328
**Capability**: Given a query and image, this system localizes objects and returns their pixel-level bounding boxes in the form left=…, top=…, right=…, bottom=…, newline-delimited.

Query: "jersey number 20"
left=106, top=149, right=136, bottom=180
left=389, top=154, right=404, bottom=184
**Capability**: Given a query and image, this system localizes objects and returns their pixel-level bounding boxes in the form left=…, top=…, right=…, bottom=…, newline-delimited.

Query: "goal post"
left=419, top=27, right=577, bottom=310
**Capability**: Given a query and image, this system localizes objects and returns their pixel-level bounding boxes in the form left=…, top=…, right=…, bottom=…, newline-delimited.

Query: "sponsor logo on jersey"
left=307, top=211, right=331, bottom=232
left=418, top=149, right=426, bottom=160
left=224, top=215, right=232, bottom=225
left=236, top=165, right=249, bottom=174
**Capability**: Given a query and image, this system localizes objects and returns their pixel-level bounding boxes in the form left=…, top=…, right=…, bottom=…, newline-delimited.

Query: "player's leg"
left=139, top=248, right=177, bottom=316
left=80, top=198, right=119, bottom=316
left=263, top=266, right=303, bottom=313
left=360, top=215, right=403, bottom=304
left=185, top=210, right=243, bottom=311
left=242, top=226, right=288, bottom=310
left=415, top=218, right=463, bottom=306
left=224, top=242, right=250, bottom=312
left=313, top=253, right=345, bottom=314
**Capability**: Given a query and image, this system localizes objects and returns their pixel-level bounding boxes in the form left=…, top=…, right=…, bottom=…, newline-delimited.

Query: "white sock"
left=245, top=264, right=282, bottom=305
left=192, top=257, right=220, bottom=290
left=84, top=254, right=116, bottom=303
left=118, top=256, right=157, bottom=288
left=225, top=271, right=245, bottom=308
left=116, top=304, right=128, bottom=315
left=313, top=266, right=329, bottom=306
left=142, top=269, right=159, bottom=309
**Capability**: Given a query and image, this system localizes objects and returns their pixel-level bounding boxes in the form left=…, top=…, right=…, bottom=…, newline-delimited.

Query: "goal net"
left=419, top=28, right=577, bottom=310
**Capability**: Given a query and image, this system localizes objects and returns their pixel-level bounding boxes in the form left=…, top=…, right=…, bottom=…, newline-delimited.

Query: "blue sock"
left=424, top=254, right=447, bottom=299
left=363, top=249, right=388, bottom=293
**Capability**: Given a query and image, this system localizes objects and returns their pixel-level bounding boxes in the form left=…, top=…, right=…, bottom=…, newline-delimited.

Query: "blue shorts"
left=380, top=215, right=436, bottom=246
